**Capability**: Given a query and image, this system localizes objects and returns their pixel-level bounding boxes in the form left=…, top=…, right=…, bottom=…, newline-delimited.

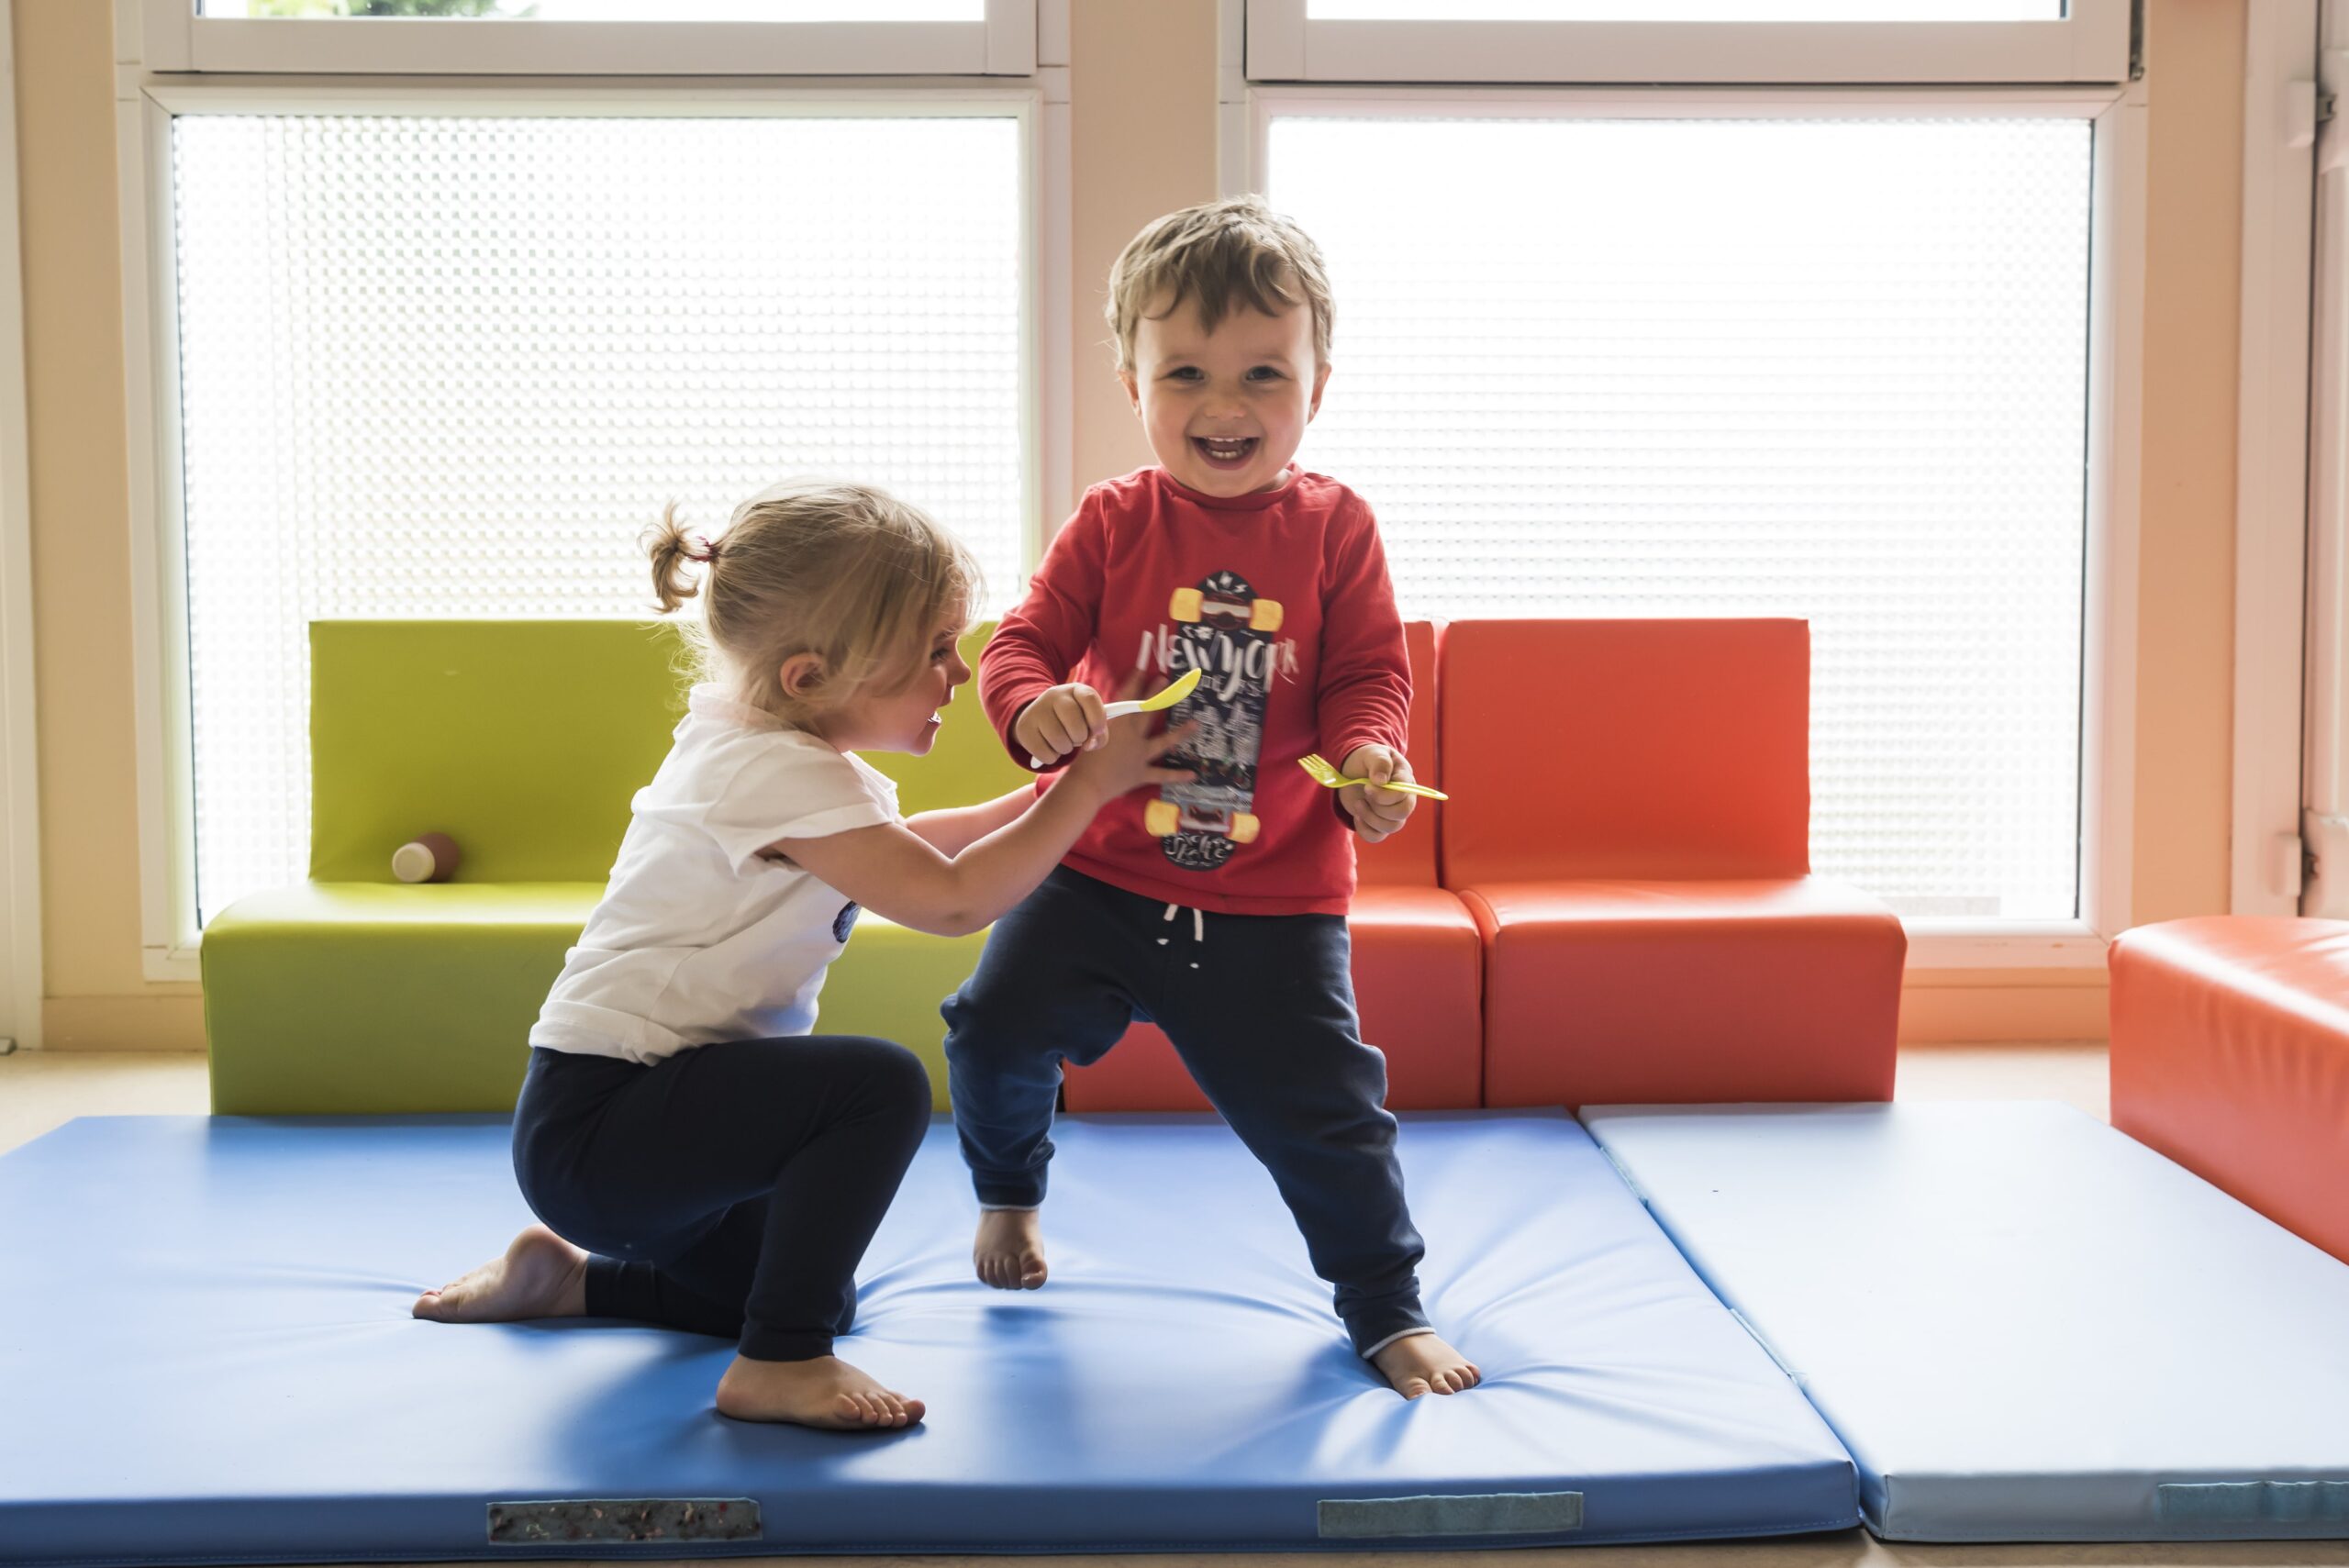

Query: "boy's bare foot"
left=714, top=1353, right=924, bottom=1430
left=973, top=1207, right=1048, bottom=1290
left=411, top=1224, right=589, bottom=1322
left=1373, top=1332, right=1481, bottom=1399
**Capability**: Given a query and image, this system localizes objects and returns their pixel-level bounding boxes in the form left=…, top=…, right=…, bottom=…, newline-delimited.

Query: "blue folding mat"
left=1582, top=1101, right=2349, bottom=1544
left=0, top=1109, right=1855, bottom=1564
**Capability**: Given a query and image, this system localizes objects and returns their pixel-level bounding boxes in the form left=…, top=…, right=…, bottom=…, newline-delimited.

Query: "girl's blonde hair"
left=644, top=479, right=980, bottom=726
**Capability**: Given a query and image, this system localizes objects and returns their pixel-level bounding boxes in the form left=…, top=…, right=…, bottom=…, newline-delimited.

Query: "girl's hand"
left=1015, top=683, right=1108, bottom=766
left=1065, top=672, right=1197, bottom=799
left=1339, top=743, right=1416, bottom=845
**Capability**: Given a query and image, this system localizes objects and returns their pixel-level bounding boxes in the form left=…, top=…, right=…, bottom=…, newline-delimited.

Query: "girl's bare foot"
left=1372, top=1332, right=1481, bottom=1399
left=411, top=1224, right=589, bottom=1322
left=715, top=1353, right=925, bottom=1429
left=973, top=1208, right=1047, bottom=1290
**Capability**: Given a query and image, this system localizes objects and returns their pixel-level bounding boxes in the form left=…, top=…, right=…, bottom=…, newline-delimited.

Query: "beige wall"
left=18, top=0, right=204, bottom=1050
left=13, top=0, right=2248, bottom=1049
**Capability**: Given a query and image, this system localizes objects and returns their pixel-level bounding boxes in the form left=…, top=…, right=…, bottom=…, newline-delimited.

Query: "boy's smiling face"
left=1121, top=291, right=1330, bottom=499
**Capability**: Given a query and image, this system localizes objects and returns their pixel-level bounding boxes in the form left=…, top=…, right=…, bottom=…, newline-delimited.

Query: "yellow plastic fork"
left=1297, top=752, right=1450, bottom=800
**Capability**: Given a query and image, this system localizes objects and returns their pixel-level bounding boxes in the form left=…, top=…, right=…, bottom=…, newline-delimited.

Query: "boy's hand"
left=1016, top=682, right=1108, bottom=767
left=1063, top=672, right=1196, bottom=799
left=1338, top=744, right=1416, bottom=845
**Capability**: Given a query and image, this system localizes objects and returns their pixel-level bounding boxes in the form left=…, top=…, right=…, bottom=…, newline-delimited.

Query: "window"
left=201, top=2, right=986, bottom=16
left=142, top=0, right=1036, bottom=74
left=1309, top=2, right=2063, bottom=17
left=1269, top=108, right=2099, bottom=921
left=1248, top=0, right=2130, bottom=84
left=168, top=106, right=1029, bottom=927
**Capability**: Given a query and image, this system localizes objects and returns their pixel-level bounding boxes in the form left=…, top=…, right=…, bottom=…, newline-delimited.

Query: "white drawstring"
left=1160, top=902, right=1205, bottom=966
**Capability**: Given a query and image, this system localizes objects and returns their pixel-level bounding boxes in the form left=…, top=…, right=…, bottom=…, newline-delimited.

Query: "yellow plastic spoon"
left=1029, top=667, right=1202, bottom=769
left=1297, top=751, right=1450, bottom=800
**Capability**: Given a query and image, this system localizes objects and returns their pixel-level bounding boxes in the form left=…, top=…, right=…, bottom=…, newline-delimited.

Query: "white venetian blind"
left=173, top=113, right=1024, bottom=925
left=1270, top=116, right=2091, bottom=919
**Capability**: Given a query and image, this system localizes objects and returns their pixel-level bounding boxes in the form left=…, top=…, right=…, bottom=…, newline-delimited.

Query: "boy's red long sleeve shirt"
left=981, top=465, right=1410, bottom=917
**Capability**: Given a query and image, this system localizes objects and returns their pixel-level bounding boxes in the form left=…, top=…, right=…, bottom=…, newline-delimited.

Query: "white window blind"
left=173, top=113, right=1025, bottom=925
left=1270, top=115, right=2092, bottom=919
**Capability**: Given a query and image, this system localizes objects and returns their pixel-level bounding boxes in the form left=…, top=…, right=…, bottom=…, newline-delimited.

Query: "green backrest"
left=308, top=619, right=1030, bottom=884
left=309, top=620, right=689, bottom=883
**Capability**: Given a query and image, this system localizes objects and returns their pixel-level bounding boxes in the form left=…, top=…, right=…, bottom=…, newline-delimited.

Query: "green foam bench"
left=200, top=619, right=1030, bottom=1115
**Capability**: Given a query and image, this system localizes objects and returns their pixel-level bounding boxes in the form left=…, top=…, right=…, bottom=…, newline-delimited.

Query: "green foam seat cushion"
left=203, top=882, right=603, bottom=1115
left=202, top=620, right=1030, bottom=1115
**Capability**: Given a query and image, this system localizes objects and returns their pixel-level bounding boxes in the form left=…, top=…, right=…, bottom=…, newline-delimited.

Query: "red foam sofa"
left=1066, top=618, right=1908, bottom=1113
left=2110, top=917, right=2349, bottom=1265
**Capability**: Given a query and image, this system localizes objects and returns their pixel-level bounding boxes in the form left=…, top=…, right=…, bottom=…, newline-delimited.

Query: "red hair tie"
left=684, top=535, right=719, bottom=564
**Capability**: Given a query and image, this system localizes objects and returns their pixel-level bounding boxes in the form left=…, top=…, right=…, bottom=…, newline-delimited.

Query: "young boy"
left=942, top=195, right=1478, bottom=1400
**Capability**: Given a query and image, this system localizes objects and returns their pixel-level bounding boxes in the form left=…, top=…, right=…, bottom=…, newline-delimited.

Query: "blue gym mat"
left=0, top=1110, right=1854, bottom=1563
left=1583, top=1101, right=2349, bottom=1543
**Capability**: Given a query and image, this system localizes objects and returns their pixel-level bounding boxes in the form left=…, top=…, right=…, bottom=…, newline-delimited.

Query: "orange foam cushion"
left=1062, top=885, right=1484, bottom=1111
left=1472, top=878, right=1903, bottom=1108
left=2110, top=917, right=2349, bottom=1265
left=1439, top=619, right=1810, bottom=887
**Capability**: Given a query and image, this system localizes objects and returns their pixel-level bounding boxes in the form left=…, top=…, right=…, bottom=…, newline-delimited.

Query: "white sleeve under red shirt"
left=981, top=465, right=1410, bottom=917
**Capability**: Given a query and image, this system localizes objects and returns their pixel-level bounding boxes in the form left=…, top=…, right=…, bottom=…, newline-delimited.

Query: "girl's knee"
left=848, top=1037, right=933, bottom=1108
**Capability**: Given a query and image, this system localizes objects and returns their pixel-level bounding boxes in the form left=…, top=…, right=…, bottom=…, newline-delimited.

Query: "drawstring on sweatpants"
left=1159, top=902, right=1205, bottom=968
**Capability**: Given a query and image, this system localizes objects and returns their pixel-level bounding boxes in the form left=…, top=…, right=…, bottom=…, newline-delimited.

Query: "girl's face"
left=1121, top=292, right=1330, bottom=499
left=812, top=615, right=973, bottom=755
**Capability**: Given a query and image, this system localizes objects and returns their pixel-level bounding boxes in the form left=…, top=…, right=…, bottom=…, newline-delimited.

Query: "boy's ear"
left=1307, top=361, right=1332, bottom=422
left=1119, top=367, right=1141, bottom=414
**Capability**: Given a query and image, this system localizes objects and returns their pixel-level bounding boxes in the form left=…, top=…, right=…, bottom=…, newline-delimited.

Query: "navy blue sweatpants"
left=943, top=866, right=1431, bottom=1358
left=511, top=1037, right=930, bottom=1362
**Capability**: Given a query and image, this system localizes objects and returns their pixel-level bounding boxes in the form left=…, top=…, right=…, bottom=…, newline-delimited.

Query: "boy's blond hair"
left=1105, top=194, right=1333, bottom=375
left=644, top=479, right=979, bottom=727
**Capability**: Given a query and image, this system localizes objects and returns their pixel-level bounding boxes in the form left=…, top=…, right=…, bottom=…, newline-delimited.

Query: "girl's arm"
left=777, top=712, right=1188, bottom=939
left=902, top=787, right=1037, bottom=859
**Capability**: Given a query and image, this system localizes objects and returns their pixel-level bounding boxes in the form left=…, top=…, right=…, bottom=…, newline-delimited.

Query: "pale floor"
left=2, top=1044, right=2341, bottom=1568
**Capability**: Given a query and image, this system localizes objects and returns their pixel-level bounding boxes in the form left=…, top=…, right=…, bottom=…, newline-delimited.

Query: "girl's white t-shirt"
left=529, top=684, right=900, bottom=1065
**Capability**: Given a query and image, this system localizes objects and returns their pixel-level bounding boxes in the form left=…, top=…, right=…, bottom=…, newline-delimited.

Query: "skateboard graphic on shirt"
left=1145, top=570, right=1283, bottom=872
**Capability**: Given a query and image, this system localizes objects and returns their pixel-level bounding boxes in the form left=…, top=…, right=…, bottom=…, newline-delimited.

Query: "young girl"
left=412, top=480, right=1191, bottom=1432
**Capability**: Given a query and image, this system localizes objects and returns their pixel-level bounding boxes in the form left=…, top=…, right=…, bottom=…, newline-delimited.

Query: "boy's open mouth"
left=1192, top=435, right=1258, bottom=470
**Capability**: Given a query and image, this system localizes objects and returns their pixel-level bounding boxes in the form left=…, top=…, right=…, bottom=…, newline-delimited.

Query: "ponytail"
left=641, top=501, right=706, bottom=615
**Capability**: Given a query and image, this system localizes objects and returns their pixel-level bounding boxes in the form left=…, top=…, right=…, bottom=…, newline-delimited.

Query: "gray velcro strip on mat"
left=2156, top=1482, right=2349, bottom=1525
left=487, top=1497, right=762, bottom=1543
left=1318, top=1491, right=1584, bottom=1538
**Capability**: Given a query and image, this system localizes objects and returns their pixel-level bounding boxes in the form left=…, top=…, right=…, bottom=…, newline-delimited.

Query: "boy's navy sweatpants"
left=511, top=1036, right=930, bottom=1362
left=943, top=865, right=1431, bottom=1359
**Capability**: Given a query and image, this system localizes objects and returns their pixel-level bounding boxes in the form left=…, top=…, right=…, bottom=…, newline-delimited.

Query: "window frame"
left=2300, top=0, right=2349, bottom=917
left=137, top=0, right=1039, bottom=79
left=2234, top=0, right=2318, bottom=917
left=1239, top=80, right=2147, bottom=969
left=1244, top=0, right=2132, bottom=87
left=119, top=60, right=1071, bottom=977
left=0, top=0, right=39, bottom=1049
